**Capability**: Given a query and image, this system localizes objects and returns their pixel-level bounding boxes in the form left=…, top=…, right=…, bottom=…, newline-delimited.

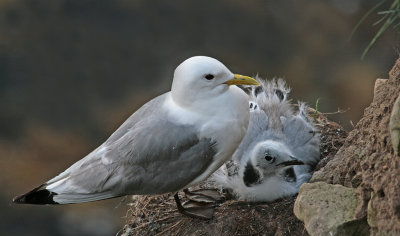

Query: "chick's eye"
left=205, top=74, right=214, bottom=80
left=265, top=155, right=275, bottom=162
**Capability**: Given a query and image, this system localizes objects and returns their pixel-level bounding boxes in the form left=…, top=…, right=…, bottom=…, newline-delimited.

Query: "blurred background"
left=0, top=0, right=398, bottom=235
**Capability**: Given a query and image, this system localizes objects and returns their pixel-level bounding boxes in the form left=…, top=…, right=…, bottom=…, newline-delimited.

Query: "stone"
left=294, top=182, right=369, bottom=236
left=367, top=192, right=378, bottom=229
left=390, top=94, right=400, bottom=156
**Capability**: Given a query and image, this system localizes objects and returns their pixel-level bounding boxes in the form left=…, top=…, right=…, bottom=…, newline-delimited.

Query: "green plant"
left=351, top=0, right=400, bottom=59
left=313, top=98, right=320, bottom=122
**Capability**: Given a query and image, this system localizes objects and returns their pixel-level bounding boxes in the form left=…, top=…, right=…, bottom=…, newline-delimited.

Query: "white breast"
left=164, top=86, right=250, bottom=187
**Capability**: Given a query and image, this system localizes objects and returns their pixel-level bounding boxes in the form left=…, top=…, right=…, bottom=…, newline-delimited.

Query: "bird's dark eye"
left=265, top=155, right=275, bottom=162
left=205, top=74, right=214, bottom=80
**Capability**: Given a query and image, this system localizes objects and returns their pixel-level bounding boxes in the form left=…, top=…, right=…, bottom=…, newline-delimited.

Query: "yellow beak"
left=224, top=74, right=260, bottom=86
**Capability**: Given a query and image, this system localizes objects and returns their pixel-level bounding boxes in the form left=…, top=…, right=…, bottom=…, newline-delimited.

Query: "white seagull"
left=13, top=56, right=259, bottom=219
left=212, top=78, right=320, bottom=202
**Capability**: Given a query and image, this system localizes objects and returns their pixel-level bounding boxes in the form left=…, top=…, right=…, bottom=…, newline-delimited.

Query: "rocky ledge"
left=295, top=57, right=400, bottom=236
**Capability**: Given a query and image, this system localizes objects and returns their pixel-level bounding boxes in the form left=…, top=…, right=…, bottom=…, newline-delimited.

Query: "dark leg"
left=173, top=192, right=215, bottom=220
left=183, top=188, right=224, bottom=203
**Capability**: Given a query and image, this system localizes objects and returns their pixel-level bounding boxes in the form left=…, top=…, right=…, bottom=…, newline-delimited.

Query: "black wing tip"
left=13, top=184, right=58, bottom=205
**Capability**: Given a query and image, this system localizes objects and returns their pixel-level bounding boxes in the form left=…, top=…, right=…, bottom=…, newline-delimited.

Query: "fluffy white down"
left=210, top=78, right=320, bottom=202
left=212, top=165, right=311, bottom=202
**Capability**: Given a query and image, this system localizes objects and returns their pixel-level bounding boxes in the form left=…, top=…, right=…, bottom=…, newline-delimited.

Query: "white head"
left=249, top=140, right=303, bottom=177
left=171, top=56, right=258, bottom=107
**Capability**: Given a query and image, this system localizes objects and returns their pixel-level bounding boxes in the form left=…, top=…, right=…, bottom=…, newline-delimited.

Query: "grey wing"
left=233, top=108, right=268, bottom=164
left=281, top=107, right=320, bottom=166
left=44, top=93, right=217, bottom=203
left=105, top=116, right=217, bottom=195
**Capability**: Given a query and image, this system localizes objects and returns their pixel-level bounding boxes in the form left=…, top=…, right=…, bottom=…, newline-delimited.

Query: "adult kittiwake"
left=212, top=78, right=320, bottom=202
left=13, top=56, right=259, bottom=219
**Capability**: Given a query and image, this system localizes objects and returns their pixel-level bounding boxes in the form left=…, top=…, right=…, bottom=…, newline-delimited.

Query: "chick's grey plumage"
left=233, top=79, right=293, bottom=165
left=212, top=78, right=320, bottom=202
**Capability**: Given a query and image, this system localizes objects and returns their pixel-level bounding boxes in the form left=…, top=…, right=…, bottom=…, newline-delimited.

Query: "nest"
left=119, top=111, right=348, bottom=236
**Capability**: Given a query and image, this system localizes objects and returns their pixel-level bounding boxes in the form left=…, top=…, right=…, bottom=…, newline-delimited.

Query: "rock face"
left=294, top=182, right=369, bottom=236
left=296, top=57, right=400, bottom=235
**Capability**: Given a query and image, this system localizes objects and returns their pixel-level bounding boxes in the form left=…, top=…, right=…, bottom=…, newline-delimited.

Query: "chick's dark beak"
left=276, top=158, right=304, bottom=167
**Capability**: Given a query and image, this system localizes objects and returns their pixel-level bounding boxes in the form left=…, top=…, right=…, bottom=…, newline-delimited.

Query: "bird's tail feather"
left=13, top=183, right=117, bottom=205
left=13, top=184, right=58, bottom=205
left=51, top=192, right=117, bottom=204
left=13, top=167, right=118, bottom=205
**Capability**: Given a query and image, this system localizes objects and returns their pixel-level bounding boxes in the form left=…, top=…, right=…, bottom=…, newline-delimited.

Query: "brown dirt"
left=312, top=57, right=400, bottom=235
left=119, top=109, right=348, bottom=236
